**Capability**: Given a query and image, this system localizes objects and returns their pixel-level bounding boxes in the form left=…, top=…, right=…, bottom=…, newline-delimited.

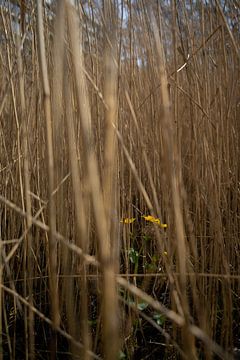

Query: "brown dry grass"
left=0, top=1, right=239, bottom=359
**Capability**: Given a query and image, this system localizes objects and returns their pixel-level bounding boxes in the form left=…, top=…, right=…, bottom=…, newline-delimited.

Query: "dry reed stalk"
left=64, top=62, right=91, bottom=358
left=147, top=4, right=197, bottom=358
left=66, top=2, right=119, bottom=358
left=16, top=24, right=34, bottom=360
left=36, top=0, right=60, bottom=332
left=102, top=1, right=120, bottom=358
left=51, top=0, right=67, bottom=249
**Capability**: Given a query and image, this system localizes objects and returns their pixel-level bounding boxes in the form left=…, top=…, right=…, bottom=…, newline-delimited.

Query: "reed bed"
left=0, top=1, right=239, bottom=359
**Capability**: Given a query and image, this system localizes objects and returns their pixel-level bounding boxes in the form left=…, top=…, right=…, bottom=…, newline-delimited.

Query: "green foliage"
left=128, top=247, right=139, bottom=265
left=137, top=302, right=149, bottom=311
left=153, top=313, right=166, bottom=326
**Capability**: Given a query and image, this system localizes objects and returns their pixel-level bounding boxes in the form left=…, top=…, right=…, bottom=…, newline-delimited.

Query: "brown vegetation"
left=0, top=1, right=239, bottom=359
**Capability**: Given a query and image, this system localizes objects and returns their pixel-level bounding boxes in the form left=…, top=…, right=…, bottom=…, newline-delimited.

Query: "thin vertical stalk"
left=52, top=0, right=65, bottom=238
left=64, top=65, right=91, bottom=359
left=102, top=1, right=119, bottom=358
left=147, top=5, right=197, bottom=359
left=36, top=1, right=60, bottom=333
left=16, top=26, right=34, bottom=360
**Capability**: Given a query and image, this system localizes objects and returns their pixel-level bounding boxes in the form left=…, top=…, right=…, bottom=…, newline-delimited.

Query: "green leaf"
left=137, top=302, right=148, bottom=311
left=153, top=313, right=166, bottom=326
left=127, top=298, right=148, bottom=311
left=128, top=248, right=139, bottom=264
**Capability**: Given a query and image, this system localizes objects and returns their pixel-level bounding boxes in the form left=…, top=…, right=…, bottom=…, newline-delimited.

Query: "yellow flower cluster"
left=142, top=215, right=167, bottom=228
left=120, top=215, right=168, bottom=228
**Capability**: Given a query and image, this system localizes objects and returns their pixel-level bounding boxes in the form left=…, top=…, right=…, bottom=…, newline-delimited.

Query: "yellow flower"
left=142, top=215, right=159, bottom=224
left=120, top=217, right=136, bottom=224
left=142, top=215, right=167, bottom=228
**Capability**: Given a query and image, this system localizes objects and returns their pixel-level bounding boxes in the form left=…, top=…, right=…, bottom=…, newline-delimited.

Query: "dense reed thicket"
left=0, top=1, right=239, bottom=359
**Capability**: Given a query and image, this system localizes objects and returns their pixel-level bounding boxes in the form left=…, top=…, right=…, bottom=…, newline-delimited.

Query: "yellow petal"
left=142, top=215, right=156, bottom=222
left=142, top=215, right=162, bottom=225
left=121, top=217, right=136, bottom=224
left=142, top=215, right=152, bottom=221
